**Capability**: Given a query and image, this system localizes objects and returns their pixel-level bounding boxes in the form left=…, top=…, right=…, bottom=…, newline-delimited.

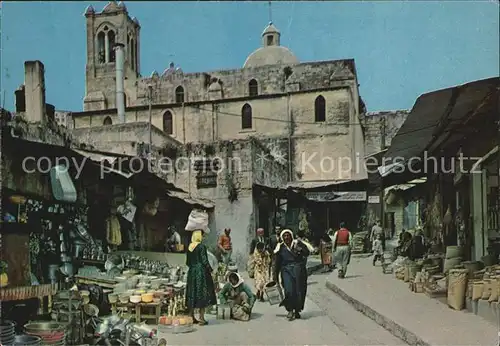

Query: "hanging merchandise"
left=185, top=209, right=209, bottom=231
left=50, top=165, right=77, bottom=202
left=106, top=215, right=122, bottom=246
left=117, top=200, right=137, bottom=223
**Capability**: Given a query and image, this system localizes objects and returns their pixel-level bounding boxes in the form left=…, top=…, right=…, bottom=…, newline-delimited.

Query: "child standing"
left=372, top=234, right=384, bottom=266
left=252, top=242, right=271, bottom=301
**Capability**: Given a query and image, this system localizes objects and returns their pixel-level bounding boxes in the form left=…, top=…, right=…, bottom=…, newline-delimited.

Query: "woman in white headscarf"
left=218, top=272, right=256, bottom=321
left=273, top=229, right=310, bottom=321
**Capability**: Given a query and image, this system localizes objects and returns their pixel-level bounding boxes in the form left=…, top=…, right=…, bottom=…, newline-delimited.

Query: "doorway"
left=385, top=212, right=395, bottom=239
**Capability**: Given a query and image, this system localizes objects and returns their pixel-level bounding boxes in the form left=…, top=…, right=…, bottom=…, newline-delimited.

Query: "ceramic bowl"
left=119, top=294, right=130, bottom=304
left=108, top=293, right=118, bottom=304
left=141, top=293, right=153, bottom=303
left=130, top=295, right=142, bottom=304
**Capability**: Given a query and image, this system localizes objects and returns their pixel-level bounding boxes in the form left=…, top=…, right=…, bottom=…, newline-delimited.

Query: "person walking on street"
left=250, top=228, right=268, bottom=255
left=273, top=229, right=310, bottom=321
left=185, top=230, right=217, bottom=325
left=372, top=233, right=384, bottom=266
left=218, top=228, right=233, bottom=265
left=320, top=229, right=334, bottom=272
left=252, top=242, right=271, bottom=301
left=371, top=220, right=385, bottom=251
left=268, top=226, right=281, bottom=276
left=332, top=222, right=352, bottom=278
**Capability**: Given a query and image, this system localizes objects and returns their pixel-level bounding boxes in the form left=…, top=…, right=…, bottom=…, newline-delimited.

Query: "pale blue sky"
left=2, top=1, right=499, bottom=112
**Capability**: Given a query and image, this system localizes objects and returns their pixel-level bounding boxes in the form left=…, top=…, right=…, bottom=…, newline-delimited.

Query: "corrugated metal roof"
left=166, top=190, right=215, bottom=209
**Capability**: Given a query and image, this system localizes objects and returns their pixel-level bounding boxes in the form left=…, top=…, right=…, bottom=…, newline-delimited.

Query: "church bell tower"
left=83, top=1, right=141, bottom=111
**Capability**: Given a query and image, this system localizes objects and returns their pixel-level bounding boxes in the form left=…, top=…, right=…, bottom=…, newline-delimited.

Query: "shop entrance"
left=385, top=212, right=395, bottom=238
left=326, top=202, right=365, bottom=234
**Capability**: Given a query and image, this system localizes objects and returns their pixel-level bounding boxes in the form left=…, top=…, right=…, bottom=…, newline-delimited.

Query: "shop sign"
left=305, top=191, right=367, bottom=202
left=368, top=195, right=380, bottom=204
left=196, top=173, right=218, bottom=189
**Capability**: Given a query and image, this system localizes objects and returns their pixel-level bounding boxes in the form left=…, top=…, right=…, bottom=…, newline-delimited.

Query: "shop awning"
left=72, top=148, right=133, bottom=178
left=166, top=190, right=215, bottom=210
left=253, top=178, right=369, bottom=201
left=427, top=78, right=500, bottom=155
left=383, top=86, right=456, bottom=164
left=254, top=178, right=368, bottom=192
left=380, top=77, right=499, bottom=184
left=285, top=178, right=368, bottom=190
left=72, top=149, right=120, bottom=165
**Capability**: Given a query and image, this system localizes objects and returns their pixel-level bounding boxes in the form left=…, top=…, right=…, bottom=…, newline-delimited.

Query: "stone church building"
left=70, top=1, right=405, bottom=263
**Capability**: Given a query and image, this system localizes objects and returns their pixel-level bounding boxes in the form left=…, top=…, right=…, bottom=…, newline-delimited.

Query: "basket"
left=472, top=281, right=484, bottom=300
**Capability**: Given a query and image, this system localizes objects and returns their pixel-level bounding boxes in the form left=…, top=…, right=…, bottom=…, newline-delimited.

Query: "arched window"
left=249, top=79, right=258, bottom=97
left=103, top=116, right=112, bottom=125
left=241, top=104, right=252, bottom=130
left=175, top=86, right=184, bottom=103
left=108, top=30, right=116, bottom=63
left=314, top=95, right=326, bottom=122
left=163, top=111, right=173, bottom=135
left=97, top=32, right=106, bottom=64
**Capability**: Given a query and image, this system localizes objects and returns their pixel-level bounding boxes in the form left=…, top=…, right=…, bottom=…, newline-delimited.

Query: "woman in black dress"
left=185, top=230, right=216, bottom=325
left=273, top=229, right=310, bottom=321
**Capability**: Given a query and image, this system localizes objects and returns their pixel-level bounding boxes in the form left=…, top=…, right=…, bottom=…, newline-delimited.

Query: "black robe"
left=274, top=241, right=310, bottom=312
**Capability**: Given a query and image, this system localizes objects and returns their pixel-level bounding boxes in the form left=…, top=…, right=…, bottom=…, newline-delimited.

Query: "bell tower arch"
left=83, top=1, right=141, bottom=111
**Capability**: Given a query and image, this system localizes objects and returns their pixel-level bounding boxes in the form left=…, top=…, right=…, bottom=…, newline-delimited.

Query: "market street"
left=167, top=271, right=406, bottom=346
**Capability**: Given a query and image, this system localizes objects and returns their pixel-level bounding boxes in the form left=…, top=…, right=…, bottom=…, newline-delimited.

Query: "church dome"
left=243, top=22, right=298, bottom=68
left=244, top=46, right=298, bottom=68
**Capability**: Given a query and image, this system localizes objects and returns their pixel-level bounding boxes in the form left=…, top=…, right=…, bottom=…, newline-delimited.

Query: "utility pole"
left=148, top=85, right=153, bottom=155
left=380, top=116, right=387, bottom=150
left=379, top=116, right=387, bottom=231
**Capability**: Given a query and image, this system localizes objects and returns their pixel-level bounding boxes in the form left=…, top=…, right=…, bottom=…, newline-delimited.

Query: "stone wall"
left=158, top=138, right=288, bottom=266
left=72, top=87, right=366, bottom=182
left=361, top=110, right=409, bottom=158
left=71, top=122, right=180, bottom=156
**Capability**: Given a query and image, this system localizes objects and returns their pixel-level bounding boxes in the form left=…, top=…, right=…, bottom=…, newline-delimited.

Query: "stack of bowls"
left=13, top=334, right=42, bottom=345
left=24, top=322, right=66, bottom=346
left=0, top=320, right=16, bottom=345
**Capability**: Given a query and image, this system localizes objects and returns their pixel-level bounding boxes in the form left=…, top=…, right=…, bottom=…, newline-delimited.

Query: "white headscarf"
left=227, top=272, right=244, bottom=288
left=274, top=229, right=294, bottom=254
